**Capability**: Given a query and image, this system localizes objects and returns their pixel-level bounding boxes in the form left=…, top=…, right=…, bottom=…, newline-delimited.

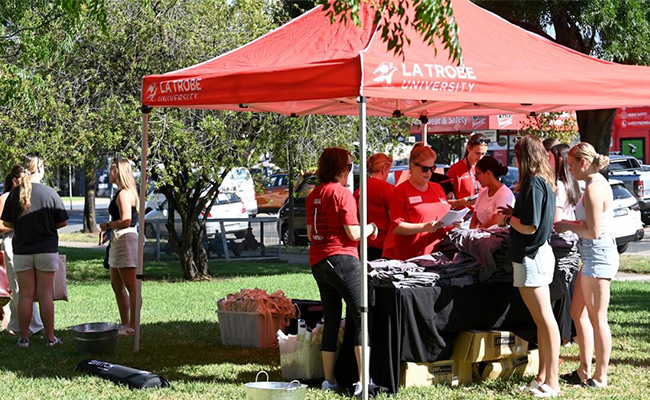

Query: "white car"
left=610, top=179, right=645, bottom=253
left=219, top=167, right=257, bottom=217
left=144, top=192, right=249, bottom=239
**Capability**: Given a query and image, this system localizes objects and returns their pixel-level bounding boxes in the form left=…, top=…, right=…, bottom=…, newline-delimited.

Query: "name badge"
left=408, top=196, right=423, bottom=204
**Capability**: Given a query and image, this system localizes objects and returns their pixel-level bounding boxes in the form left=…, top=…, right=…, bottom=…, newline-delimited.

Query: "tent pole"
left=134, top=106, right=151, bottom=352
left=358, top=96, right=369, bottom=400
left=423, top=121, right=428, bottom=145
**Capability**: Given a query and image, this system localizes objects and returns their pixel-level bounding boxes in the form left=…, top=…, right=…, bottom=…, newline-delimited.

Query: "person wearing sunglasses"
left=382, top=143, right=459, bottom=260
left=447, top=133, right=489, bottom=207
left=353, top=153, right=394, bottom=261
left=306, top=148, right=378, bottom=396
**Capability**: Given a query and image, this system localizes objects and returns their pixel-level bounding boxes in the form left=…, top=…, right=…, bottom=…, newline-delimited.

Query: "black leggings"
left=311, top=254, right=362, bottom=352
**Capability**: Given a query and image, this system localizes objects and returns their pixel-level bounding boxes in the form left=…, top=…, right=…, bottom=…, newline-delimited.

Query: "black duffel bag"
left=76, top=359, right=170, bottom=389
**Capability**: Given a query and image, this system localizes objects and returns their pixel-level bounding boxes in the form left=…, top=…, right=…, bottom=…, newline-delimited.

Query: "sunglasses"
left=469, top=138, right=491, bottom=145
left=415, top=163, right=435, bottom=173
left=347, top=163, right=353, bottom=171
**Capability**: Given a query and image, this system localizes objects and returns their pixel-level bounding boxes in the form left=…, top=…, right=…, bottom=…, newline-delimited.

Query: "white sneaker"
left=531, top=384, right=561, bottom=398
left=519, top=379, right=542, bottom=392
left=17, top=338, right=29, bottom=348
left=321, top=380, right=339, bottom=392
left=353, top=381, right=362, bottom=397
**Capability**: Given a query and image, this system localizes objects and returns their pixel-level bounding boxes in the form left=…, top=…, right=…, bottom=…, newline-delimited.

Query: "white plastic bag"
left=278, top=333, right=324, bottom=380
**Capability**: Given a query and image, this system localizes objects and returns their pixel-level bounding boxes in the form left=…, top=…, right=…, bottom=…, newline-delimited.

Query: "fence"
left=144, top=217, right=283, bottom=262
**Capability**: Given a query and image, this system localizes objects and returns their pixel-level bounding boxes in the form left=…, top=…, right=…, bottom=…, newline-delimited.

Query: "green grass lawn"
left=1, top=248, right=649, bottom=399
left=619, top=254, right=650, bottom=274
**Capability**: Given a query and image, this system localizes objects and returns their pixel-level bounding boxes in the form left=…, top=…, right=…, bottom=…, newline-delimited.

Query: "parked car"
left=220, top=167, right=257, bottom=217
left=608, top=155, right=650, bottom=224
left=610, top=179, right=645, bottom=253
left=144, top=192, right=248, bottom=239
left=256, top=173, right=290, bottom=214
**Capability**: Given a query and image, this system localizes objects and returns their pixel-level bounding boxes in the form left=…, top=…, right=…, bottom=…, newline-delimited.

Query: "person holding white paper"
left=470, top=156, right=515, bottom=228
left=382, top=143, right=460, bottom=260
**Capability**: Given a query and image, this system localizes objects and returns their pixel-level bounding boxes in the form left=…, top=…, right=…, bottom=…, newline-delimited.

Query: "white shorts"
left=13, top=253, right=59, bottom=273
left=512, top=243, right=555, bottom=288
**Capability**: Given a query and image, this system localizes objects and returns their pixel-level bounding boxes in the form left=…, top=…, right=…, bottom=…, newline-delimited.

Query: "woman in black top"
left=1, top=154, right=68, bottom=348
left=497, top=135, right=560, bottom=397
left=100, top=158, right=139, bottom=336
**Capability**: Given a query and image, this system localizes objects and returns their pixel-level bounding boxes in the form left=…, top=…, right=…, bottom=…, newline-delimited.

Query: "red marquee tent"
left=137, top=0, right=650, bottom=396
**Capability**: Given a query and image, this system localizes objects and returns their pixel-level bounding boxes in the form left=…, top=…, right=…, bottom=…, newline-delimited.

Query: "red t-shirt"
left=447, top=159, right=481, bottom=200
left=353, top=177, right=394, bottom=249
left=382, top=180, right=451, bottom=260
left=307, top=182, right=360, bottom=266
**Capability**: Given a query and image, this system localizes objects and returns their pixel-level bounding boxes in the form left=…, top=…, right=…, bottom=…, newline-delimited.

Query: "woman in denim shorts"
left=497, top=135, right=560, bottom=397
left=306, top=148, right=378, bottom=396
left=555, top=142, right=618, bottom=389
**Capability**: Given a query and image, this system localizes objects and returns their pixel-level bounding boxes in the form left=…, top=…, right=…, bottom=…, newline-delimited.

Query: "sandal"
left=560, top=370, right=585, bottom=385
left=118, top=325, right=135, bottom=336
left=519, top=379, right=542, bottom=392
left=582, top=378, right=606, bottom=389
left=531, top=383, right=561, bottom=398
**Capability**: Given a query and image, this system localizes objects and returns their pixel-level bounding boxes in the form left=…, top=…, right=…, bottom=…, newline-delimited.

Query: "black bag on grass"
left=76, top=359, right=170, bottom=389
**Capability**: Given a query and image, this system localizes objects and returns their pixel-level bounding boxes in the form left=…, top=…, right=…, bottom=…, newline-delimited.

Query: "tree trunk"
left=576, top=109, right=616, bottom=156
left=167, top=198, right=211, bottom=281
left=83, top=167, right=99, bottom=233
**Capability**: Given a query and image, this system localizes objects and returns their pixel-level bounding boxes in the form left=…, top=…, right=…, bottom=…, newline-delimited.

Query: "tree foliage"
left=320, top=0, right=462, bottom=63
left=520, top=112, right=579, bottom=144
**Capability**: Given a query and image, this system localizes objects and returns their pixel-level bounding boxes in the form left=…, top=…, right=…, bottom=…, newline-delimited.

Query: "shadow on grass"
left=0, top=320, right=282, bottom=385
left=60, top=247, right=310, bottom=283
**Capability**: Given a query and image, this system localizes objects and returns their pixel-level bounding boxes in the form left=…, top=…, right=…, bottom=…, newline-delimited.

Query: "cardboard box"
left=400, top=359, right=472, bottom=387
left=473, top=349, right=540, bottom=382
left=452, top=330, right=529, bottom=363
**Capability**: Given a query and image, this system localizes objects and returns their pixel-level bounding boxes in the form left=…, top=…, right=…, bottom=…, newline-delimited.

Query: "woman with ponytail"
left=0, top=165, right=44, bottom=336
left=555, top=142, right=618, bottom=389
left=1, top=154, right=69, bottom=348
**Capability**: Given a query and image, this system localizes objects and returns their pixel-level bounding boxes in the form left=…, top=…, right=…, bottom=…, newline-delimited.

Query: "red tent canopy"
left=142, top=0, right=650, bottom=117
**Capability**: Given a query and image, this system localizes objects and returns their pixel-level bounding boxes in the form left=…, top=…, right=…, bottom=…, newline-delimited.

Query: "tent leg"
left=358, top=96, right=369, bottom=400
left=423, top=121, right=428, bottom=145
left=134, top=106, right=151, bottom=352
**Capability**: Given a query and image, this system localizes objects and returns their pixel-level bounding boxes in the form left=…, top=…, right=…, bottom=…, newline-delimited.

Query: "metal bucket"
left=244, top=371, right=307, bottom=400
left=71, top=322, right=119, bottom=355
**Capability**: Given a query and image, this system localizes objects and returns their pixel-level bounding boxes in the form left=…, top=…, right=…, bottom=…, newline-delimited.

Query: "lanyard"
left=466, top=158, right=480, bottom=195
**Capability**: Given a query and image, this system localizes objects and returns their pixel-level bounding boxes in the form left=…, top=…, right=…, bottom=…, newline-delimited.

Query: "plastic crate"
left=217, top=310, right=282, bottom=348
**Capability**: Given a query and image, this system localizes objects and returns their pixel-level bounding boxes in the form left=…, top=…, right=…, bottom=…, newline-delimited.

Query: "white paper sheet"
left=438, top=208, right=470, bottom=226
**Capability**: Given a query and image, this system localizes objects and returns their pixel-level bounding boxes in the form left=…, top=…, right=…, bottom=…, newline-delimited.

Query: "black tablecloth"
left=335, top=282, right=543, bottom=394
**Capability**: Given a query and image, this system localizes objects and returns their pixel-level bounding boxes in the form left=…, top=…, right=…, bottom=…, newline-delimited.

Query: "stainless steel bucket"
left=71, top=322, right=119, bottom=354
left=244, top=371, right=307, bottom=400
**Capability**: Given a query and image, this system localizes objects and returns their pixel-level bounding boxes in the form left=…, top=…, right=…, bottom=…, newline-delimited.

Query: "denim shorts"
left=578, top=235, right=619, bottom=279
left=512, top=242, right=555, bottom=288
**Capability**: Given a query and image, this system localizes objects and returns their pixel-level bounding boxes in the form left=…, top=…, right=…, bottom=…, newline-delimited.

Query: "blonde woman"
left=0, top=165, right=44, bottom=337
left=555, top=143, right=617, bottom=389
left=497, top=135, right=560, bottom=397
left=100, top=158, right=140, bottom=336
left=1, top=154, right=69, bottom=348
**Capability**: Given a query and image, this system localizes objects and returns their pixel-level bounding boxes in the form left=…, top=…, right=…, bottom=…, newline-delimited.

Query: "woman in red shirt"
left=447, top=133, right=489, bottom=206
left=307, top=148, right=378, bottom=395
left=382, top=143, right=456, bottom=260
left=354, top=153, right=394, bottom=261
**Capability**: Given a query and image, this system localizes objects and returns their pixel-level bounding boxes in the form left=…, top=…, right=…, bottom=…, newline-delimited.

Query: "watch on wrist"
left=506, top=215, right=512, bottom=225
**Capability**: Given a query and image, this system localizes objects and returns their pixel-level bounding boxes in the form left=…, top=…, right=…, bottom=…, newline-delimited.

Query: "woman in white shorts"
left=555, top=143, right=618, bottom=389
left=0, top=165, right=44, bottom=336
left=100, top=158, right=140, bottom=336
left=498, top=135, right=560, bottom=397
left=0, top=154, right=69, bottom=348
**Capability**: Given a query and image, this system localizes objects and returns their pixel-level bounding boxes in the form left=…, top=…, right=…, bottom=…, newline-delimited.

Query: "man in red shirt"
left=354, top=153, right=394, bottom=261
left=447, top=133, right=489, bottom=206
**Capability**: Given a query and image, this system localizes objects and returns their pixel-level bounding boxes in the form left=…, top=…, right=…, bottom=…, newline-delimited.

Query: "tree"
left=320, top=0, right=462, bottom=63
left=475, top=0, right=650, bottom=155
left=520, top=112, right=579, bottom=144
